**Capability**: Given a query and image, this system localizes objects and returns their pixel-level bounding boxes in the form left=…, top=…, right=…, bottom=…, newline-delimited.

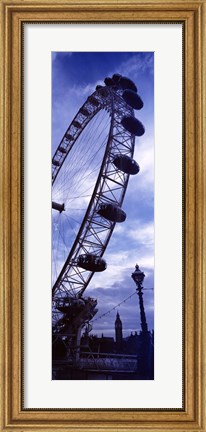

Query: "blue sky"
left=52, top=52, right=154, bottom=338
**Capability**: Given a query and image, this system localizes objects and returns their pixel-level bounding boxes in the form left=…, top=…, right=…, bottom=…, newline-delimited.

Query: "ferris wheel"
left=52, top=74, right=145, bottom=335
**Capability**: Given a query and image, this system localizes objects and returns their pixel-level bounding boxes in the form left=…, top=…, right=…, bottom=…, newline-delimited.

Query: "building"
left=81, top=311, right=153, bottom=356
left=53, top=311, right=154, bottom=380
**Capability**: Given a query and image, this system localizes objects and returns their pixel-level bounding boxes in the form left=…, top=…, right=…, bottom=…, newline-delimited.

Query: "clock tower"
left=115, top=312, right=123, bottom=351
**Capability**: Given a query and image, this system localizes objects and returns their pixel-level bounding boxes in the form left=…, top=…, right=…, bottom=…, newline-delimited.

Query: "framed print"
left=0, top=0, right=206, bottom=431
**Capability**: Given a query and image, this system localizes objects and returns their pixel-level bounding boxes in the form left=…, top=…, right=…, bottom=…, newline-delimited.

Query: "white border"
left=24, top=24, right=182, bottom=408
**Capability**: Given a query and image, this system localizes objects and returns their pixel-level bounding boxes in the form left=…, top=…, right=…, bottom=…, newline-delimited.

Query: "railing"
left=53, top=346, right=139, bottom=373
left=78, top=350, right=138, bottom=372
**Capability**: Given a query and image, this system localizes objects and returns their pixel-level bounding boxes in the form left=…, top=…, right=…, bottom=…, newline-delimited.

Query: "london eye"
left=52, top=73, right=145, bottom=363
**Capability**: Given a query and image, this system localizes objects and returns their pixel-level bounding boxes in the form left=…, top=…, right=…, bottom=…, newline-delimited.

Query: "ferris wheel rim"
left=52, top=86, right=135, bottom=301
left=52, top=89, right=109, bottom=184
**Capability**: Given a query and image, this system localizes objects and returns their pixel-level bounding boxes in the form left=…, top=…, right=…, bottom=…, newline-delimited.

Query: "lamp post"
left=131, top=264, right=152, bottom=378
left=131, top=264, right=148, bottom=334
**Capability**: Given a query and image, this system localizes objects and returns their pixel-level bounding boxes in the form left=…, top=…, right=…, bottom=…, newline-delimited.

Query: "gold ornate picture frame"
left=0, top=0, right=205, bottom=430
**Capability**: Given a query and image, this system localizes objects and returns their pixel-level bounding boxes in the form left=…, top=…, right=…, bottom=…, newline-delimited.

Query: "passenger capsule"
left=96, top=86, right=109, bottom=97
left=121, top=115, right=145, bottom=136
left=104, top=77, right=114, bottom=87
left=65, top=133, right=74, bottom=140
left=113, top=155, right=140, bottom=175
left=96, top=85, right=104, bottom=91
left=56, top=298, right=85, bottom=313
left=59, top=146, right=67, bottom=153
left=88, top=95, right=99, bottom=107
left=119, top=76, right=137, bottom=92
left=97, top=203, right=126, bottom=222
left=123, top=89, right=144, bottom=110
left=112, top=73, right=122, bottom=84
left=73, top=120, right=81, bottom=129
left=77, top=254, right=107, bottom=272
left=52, top=159, right=61, bottom=167
left=80, top=107, right=90, bottom=117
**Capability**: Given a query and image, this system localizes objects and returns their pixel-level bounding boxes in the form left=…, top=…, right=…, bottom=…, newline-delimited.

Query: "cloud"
left=52, top=52, right=154, bottom=336
left=114, top=220, right=154, bottom=246
left=88, top=245, right=154, bottom=291
left=118, top=52, right=154, bottom=79
left=86, top=269, right=154, bottom=337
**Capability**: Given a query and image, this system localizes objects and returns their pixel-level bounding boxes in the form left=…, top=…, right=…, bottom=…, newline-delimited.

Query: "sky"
left=52, top=52, right=154, bottom=338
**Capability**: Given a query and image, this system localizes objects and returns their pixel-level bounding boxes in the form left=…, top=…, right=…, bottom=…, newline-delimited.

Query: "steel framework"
left=52, top=86, right=135, bottom=305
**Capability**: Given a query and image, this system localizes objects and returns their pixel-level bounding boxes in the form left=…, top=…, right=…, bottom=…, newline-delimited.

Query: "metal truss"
left=52, top=86, right=135, bottom=304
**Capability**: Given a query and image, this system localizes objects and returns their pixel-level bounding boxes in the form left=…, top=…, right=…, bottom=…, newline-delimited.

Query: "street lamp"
left=131, top=264, right=153, bottom=379
left=131, top=264, right=148, bottom=333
